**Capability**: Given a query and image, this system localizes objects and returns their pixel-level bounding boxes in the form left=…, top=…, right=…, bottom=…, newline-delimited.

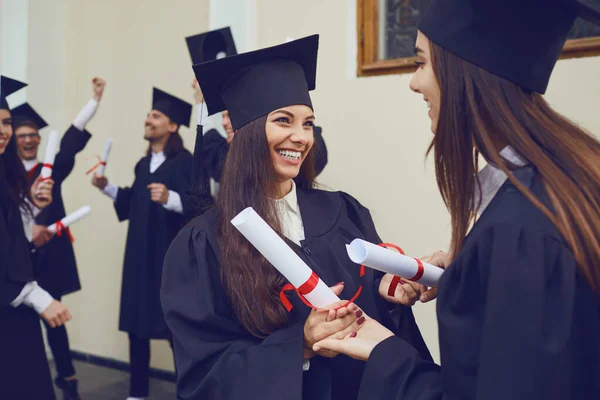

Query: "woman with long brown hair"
left=161, top=36, right=431, bottom=399
left=313, top=1, right=600, bottom=399
left=0, top=75, right=71, bottom=399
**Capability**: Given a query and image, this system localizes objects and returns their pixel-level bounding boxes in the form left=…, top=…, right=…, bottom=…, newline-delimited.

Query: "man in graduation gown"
left=11, top=77, right=106, bottom=400
left=91, top=87, right=193, bottom=400
left=186, top=28, right=329, bottom=198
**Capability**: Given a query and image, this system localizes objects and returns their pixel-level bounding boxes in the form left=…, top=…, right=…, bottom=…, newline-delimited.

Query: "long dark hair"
left=0, top=122, right=34, bottom=214
left=217, top=115, right=316, bottom=337
left=428, top=41, right=600, bottom=293
left=145, top=131, right=185, bottom=158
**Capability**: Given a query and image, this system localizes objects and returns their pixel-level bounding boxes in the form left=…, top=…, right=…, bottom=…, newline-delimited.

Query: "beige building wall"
left=24, top=0, right=600, bottom=372
left=29, top=0, right=210, bottom=372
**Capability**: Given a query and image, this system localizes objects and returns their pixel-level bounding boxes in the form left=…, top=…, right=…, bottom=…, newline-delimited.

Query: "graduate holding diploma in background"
left=91, top=87, right=193, bottom=400
left=160, top=35, right=431, bottom=400
left=313, top=1, right=600, bottom=399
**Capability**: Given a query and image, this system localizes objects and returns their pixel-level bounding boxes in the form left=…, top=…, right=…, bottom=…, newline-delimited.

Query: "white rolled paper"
left=231, top=207, right=340, bottom=308
left=48, top=206, right=91, bottom=233
left=41, top=130, right=59, bottom=179
left=346, top=239, right=444, bottom=287
left=96, top=138, right=113, bottom=176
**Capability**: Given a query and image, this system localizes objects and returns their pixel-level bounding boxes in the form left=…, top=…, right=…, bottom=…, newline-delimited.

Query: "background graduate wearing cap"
left=1, top=75, right=71, bottom=400
left=186, top=28, right=329, bottom=199
left=312, top=1, right=600, bottom=399
left=11, top=77, right=106, bottom=399
left=161, top=35, right=431, bottom=400
left=91, top=87, right=193, bottom=400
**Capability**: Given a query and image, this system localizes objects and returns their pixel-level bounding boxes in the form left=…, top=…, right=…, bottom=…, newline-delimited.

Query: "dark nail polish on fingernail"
left=350, top=332, right=357, bottom=338
left=357, top=317, right=365, bottom=325
left=355, top=310, right=363, bottom=318
left=334, top=282, right=344, bottom=286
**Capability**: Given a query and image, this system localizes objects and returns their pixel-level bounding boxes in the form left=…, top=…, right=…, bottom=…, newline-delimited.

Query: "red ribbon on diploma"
left=379, top=243, right=424, bottom=297
left=279, top=267, right=366, bottom=312
left=28, top=163, right=53, bottom=181
left=55, top=221, right=75, bottom=243
left=85, top=156, right=107, bottom=175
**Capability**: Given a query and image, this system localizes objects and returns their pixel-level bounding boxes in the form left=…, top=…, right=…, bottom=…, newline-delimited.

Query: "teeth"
left=278, top=150, right=301, bottom=160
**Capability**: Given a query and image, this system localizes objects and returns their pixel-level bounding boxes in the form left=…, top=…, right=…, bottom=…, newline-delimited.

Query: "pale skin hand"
left=92, top=77, right=106, bottom=102
left=312, top=251, right=452, bottom=361
left=31, top=176, right=54, bottom=209
left=418, top=250, right=451, bottom=303
left=91, top=174, right=108, bottom=190
left=191, top=79, right=204, bottom=104
left=303, top=283, right=364, bottom=360
left=32, top=225, right=55, bottom=248
left=41, top=300, right=72, bottom=328
left=147, top=183, right=169, bottom=205
left=313, top=316, right=395, bottom=362
left=379, top=274, right=427, bottom=307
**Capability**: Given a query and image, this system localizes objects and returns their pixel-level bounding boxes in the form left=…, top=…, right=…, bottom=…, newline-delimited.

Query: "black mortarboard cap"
left=186, top=27, right=238, bottom=65
left=193, top=35, right=319, bottom=130
left=152, top=88, right=192, bottom=127
left=0, top=76, right=27, bottom=110
left=11, top=102, right=48, bottom=130
left=419, top=0, right=600, bottom=94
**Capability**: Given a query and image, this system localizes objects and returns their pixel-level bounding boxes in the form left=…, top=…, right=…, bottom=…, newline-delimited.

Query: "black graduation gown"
left=202, top=128, right=228, bottom=183
left=30, top=125, right=91, bottom=298
left=180, top=125, right=214, bottom=220
left=358, top=167, right=600, bottom=400
left=115, top=149, right=193, bottom=339
left=202, top=126, right=329, bottom=183
left=0, top=184, right=56, bottom=400
left=161, top=188, right=431, bottom=400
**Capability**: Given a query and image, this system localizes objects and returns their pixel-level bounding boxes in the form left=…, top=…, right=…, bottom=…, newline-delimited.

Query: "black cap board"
left=11, top=102, right=48, bottom=130
left=186, top=27, right=238, bottom=65
left=152, top=88, right=193, bottom=127
left=192, top=34, right=319, bottom=130
left=418, top=0, right=600, bottom=94
left=0, top=76, right=27, bottom=111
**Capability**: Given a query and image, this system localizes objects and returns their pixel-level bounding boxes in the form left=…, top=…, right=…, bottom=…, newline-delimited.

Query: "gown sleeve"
left=358, top=223, right=587, bottom=400
left=113, top=161, right=141, bottom=221
left=51, top=126, right=92, bottom=185
left=181, top=125, right=213, bottom=220
left=161, top=222, right=307, bottom=400
left=202, top=129, right=228, bottom=182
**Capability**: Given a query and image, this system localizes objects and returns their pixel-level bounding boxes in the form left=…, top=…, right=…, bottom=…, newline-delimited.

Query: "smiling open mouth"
left=278, top=150, right=301, bottom=161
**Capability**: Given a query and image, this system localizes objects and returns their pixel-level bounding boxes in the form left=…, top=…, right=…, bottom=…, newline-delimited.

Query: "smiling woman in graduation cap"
left=312, top=1, right=600, bottom=399
left=160, top=35, right=431, bottom=400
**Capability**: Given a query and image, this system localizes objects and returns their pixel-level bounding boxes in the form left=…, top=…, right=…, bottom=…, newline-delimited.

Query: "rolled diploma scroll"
left=96, top=138, right=113, bottom=176
left=231, top=207, right=340, bottom=308
left=346, top=239, right=444, bottom=287
left=47, top=206, right=92, bottom=233
left=41, top=130, right=59, bottom=179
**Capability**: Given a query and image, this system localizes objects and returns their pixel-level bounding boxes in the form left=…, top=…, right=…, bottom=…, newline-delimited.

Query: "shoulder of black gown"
left=204, top=129, right=226, bottom=148
left=297, top=187, right=381, bottom=241
left=161, top=205, right=305, bottom=399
